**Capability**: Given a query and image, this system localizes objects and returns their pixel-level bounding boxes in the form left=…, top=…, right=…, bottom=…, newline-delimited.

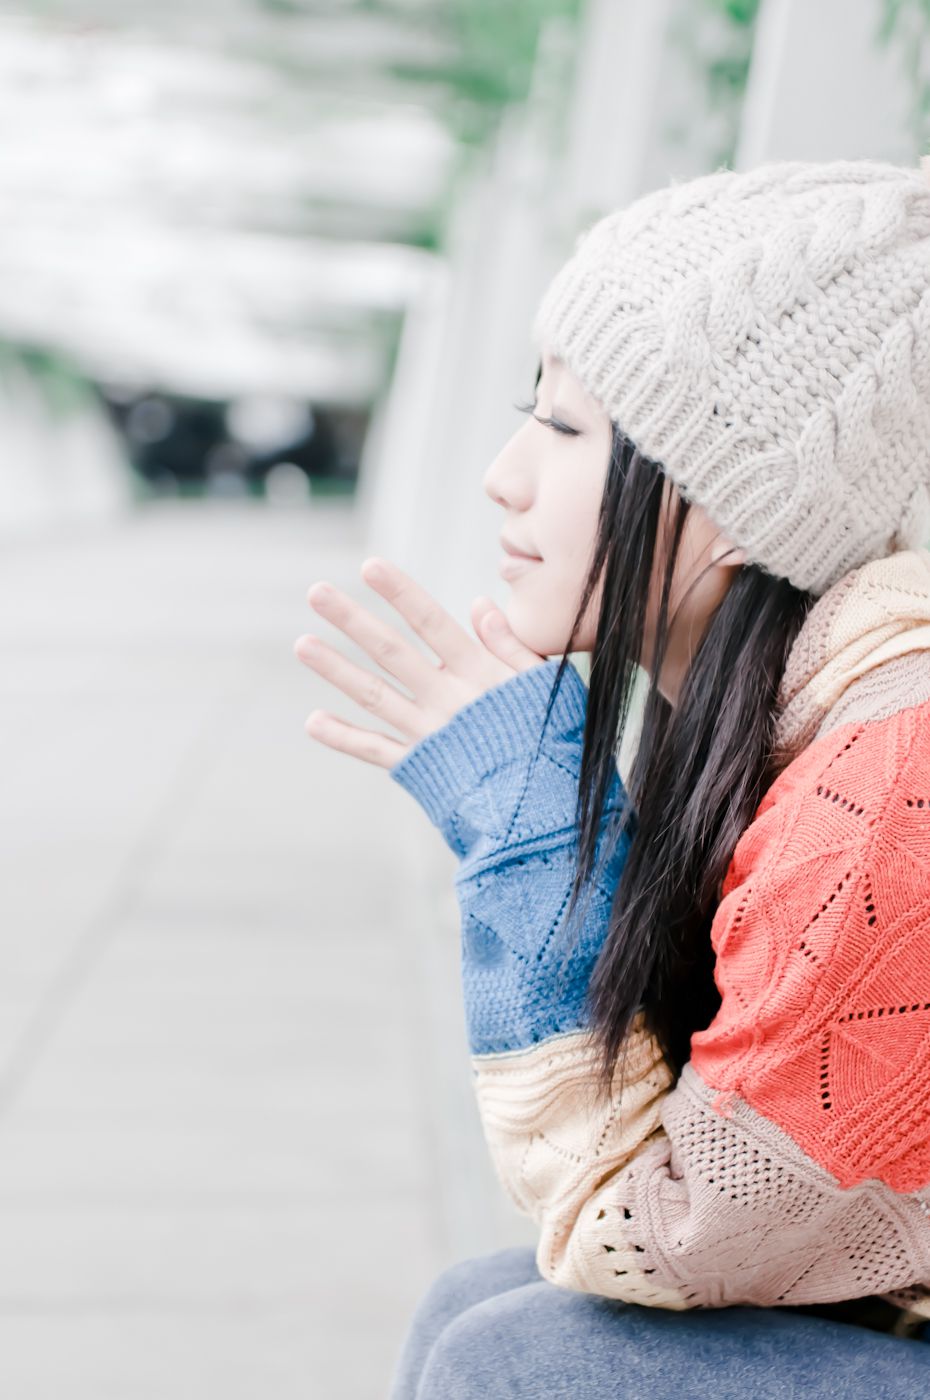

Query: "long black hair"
left=538, top=412, right=816, bottom=1107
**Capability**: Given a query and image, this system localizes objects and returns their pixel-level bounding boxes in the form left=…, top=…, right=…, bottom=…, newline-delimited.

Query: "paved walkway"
left=0, top=499, right=531, bottom=1399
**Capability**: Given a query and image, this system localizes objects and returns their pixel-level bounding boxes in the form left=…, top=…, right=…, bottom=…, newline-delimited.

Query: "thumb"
left=471, top=596, right=545, bottom=673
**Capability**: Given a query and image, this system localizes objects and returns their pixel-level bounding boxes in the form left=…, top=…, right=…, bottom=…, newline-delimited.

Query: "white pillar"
left=0, top=360, right=131, bottom=538
left=736, top=0, right=914, bottom=168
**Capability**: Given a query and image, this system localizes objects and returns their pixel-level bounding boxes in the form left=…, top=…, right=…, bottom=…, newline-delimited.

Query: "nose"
left=482, top=429, right=535, bottom=511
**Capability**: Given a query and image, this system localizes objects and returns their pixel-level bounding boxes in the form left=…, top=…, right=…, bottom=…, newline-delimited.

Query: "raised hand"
left=294, top=557, right=545, bottom=768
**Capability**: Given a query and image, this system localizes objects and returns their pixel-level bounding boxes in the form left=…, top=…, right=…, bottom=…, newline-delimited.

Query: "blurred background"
left=0, top=1, right=926, bottom=1395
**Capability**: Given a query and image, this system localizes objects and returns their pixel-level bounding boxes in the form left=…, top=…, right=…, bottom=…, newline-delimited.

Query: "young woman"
left=295, top=158, right=930, bottom=1396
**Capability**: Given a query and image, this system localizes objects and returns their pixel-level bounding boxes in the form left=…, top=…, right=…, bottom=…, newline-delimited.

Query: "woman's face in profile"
left=482, top=351, right=612, bottom=657
left=482, top=350, right=747, bottom=682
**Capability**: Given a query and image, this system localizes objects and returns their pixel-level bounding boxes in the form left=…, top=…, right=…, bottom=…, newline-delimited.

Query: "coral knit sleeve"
left=690, top=693, right=930, bottom=1195
left=487, top=699, right=930, bottom=1312
left=393, top=662, right=930, bottom=1314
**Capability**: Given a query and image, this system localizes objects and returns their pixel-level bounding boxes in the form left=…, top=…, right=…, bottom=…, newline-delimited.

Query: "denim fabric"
left=388, top=1248, right=930, bottom=1400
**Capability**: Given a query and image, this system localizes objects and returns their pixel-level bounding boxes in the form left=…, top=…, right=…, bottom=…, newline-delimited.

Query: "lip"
left=498, top=552, right=542, bottom=580
left=500, top=535, right=542, bottom=560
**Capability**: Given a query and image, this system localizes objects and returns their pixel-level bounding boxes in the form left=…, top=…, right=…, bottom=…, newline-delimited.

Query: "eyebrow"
left=532, top=360, right=580, bottom=422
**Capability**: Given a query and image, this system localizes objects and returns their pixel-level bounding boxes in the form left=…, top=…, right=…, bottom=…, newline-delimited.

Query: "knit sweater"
left=389, top=547, right=930, bottom=1330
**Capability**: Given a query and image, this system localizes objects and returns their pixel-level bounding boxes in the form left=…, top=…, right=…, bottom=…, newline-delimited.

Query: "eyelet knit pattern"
left=532, top=160, right=930, bottom=595
left=690, top=694, right=930, bottom=1195
left=391, top=551, right=930, bottom=1325
left=390, top=658, right=635, bottom=1055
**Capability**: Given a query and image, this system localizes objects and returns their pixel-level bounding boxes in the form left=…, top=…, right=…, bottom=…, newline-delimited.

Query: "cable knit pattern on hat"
left=532, top=160, right=930, bottom=595
left=390, top=549, right=930, bottom=1331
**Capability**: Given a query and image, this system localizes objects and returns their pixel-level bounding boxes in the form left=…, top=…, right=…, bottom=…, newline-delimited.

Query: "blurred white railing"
left=0, top=358, right=132, bottom=538
left=361, top=0, right=923, bottom=625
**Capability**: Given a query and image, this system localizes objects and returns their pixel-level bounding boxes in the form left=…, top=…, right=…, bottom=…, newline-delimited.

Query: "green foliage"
left=668, top=0, right=762, bottom=170
left=878, top=0, right=930, bottom=44
left=877, top=0, right=930, bottom=155
left=372, top=0, right=583, bottom=144
left=699, top=0, right=762, bottom=123
left=716, top=0, right=761, bottom=24
left=0, top=342, right=94, bottom=419
left=259, top=0, right=585, bottom=249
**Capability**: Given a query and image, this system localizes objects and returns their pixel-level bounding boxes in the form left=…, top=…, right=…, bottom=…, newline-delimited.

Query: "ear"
left=710, top=535, right=747, bottom=567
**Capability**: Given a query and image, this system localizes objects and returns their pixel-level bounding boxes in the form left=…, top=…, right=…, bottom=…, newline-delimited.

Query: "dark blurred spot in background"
left=97, top=385, right=366, bottom=500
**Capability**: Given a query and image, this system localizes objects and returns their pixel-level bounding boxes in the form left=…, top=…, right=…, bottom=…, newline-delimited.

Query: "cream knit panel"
left=772, top=548, right=930, bottom=763
left=474, top=1038, right=930, bottom=1312
left=809, top=650, right=930, bottom=741
left=467, top=550, right=930, bottom=1313
left=471, top=1017, right=686, bottom=1307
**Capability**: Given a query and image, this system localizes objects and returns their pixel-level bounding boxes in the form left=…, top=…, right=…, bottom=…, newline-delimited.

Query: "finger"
left=305, top=709, right=408, bottom=769
left=360, top=558, right=478, bottom=672
left=474, top=600, right=545, bottom=673
left=307, top=581, right=438, bottom=695
left=469, top=595, right=497, bottom=637
left=294, top=634, right=425, bottom=740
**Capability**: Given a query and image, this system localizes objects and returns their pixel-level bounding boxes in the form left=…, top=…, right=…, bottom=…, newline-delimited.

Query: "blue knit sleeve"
left=389, top=659, right=635, bottom=1055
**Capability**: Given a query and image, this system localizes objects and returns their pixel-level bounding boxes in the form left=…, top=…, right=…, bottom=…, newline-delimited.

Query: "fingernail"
left=362, top=559, right=386, bottom=584
left=486, top=611, right=506, bottom=631
left=308, top=583, right=333, bottom=604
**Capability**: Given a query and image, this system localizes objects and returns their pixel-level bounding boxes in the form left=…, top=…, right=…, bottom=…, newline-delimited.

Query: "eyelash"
left=512, top=399, right=580, bottom=436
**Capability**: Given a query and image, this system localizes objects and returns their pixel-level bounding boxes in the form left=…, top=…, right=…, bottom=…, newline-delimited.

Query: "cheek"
left=539, top=467, right=602, bottom=588
left=537, top=462, right=602, bottom=565
left=501, top=467, right=604, bottom=654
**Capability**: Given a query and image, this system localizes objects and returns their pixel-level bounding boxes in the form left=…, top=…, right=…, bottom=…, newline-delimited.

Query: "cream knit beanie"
left=532, top=159, right=930, bottom=597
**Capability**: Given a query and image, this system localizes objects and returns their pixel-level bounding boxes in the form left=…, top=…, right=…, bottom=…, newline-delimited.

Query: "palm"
left=294, top=558, right=545, bottom=768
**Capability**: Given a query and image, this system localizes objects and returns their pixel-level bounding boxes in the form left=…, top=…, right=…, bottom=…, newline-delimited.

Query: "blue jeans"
left=388, top=1246, right=930, bottom=1399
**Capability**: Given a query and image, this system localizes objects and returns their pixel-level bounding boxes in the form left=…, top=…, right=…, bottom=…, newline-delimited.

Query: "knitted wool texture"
left=390, top=549, right=930, bottom=1321
left=387, top=658, right=632, bottom=1056
left=531, top=159, right=930, bottom=596
left=690, top=691, right=930, bottom=1195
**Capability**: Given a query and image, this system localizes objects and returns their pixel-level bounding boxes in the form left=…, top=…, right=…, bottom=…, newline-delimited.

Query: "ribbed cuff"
left=389, top=658, right=588, bottom=830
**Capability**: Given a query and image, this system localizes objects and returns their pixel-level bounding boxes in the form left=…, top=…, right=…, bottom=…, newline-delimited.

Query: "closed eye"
left=513, top=400, right=580, bottom=437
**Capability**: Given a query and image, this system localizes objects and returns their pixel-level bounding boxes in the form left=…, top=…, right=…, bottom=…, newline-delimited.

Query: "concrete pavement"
left=0, top=498, right=532, bottom=1400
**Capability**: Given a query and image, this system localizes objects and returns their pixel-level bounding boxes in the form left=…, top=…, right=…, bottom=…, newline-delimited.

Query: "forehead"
left=541, top=352, right=607, bottom=417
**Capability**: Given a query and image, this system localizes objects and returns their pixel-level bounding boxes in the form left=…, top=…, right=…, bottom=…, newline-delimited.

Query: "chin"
left=503, top=598, right=574, bottom=659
